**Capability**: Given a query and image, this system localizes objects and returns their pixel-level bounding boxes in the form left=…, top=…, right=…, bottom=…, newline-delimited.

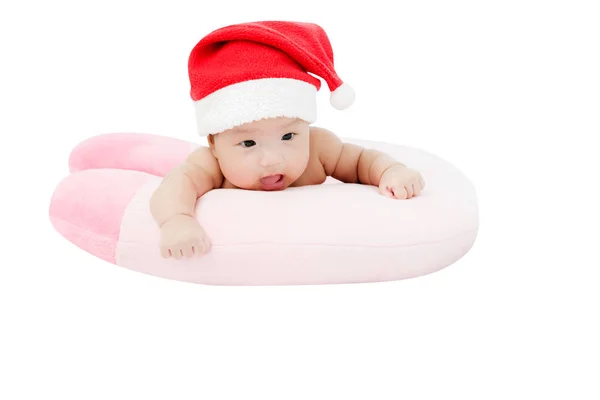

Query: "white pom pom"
left=330, top=82, right=355, bottom=110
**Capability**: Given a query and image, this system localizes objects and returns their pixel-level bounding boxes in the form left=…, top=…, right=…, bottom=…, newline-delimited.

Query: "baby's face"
left=208, top=117, right=310, bottom=191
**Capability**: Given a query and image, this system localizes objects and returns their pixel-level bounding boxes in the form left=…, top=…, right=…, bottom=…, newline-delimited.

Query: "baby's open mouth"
left=260, top=174, right=284, bottom=185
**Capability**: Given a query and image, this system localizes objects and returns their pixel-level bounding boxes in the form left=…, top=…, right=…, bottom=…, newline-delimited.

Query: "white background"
left=1, top=0, right=599, bottom=399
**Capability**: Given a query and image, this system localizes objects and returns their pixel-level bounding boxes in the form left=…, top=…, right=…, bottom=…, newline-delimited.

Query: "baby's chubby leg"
left=68, top=132, right=198, bottom=177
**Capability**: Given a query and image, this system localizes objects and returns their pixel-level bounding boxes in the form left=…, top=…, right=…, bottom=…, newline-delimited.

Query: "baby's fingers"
left=181, top=242, right=196, bottom=258
left=160, top=245, right=171, bottom=259
left=171, top=245, right=183, bottom=260
left=194, top=235, right=211, bottom=255
left=202, top=235, right=212, bottom=253
left=413, top=183, right=421, bottom=197
left=379, top=184, right=393, bottom=198
left=392, top=186, right=407, bottom=200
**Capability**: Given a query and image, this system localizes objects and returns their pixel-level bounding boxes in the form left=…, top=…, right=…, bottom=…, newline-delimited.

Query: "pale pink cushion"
left=49, top=133, right=478, bottom=286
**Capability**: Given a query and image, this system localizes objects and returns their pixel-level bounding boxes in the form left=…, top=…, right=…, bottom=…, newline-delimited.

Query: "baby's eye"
left=240, top=140, right=256, bottom=148
left=282, top=132, right=295, bottom=141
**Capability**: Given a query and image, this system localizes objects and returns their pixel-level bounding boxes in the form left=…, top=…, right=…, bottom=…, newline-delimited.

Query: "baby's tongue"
left=260, top=175, right=282, bottom=185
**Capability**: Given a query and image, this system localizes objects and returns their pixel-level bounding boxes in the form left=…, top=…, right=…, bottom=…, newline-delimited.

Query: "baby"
left=149, top=21, right=425, bottom=259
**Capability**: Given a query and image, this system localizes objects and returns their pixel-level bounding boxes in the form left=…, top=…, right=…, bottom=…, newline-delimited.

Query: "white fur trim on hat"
left=193, top=78, right=318, bottom=136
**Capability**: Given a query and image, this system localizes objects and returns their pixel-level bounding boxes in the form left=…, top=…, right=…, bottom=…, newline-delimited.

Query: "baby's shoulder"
left=309, top=125, right=337, bottom=141
left=308, top=125, right=344, bottom=172
left=309, top=125, right=340, bottom=152
left=288, top=126, right=344, bottom=187
left=181, top=145, right=224, bottom=188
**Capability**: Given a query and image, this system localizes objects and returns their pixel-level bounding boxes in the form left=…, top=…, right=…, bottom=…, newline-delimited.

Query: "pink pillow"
left=49, top=133, right=478, bottom=285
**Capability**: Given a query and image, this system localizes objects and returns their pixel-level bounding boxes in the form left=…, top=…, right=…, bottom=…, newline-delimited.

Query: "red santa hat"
left=188, top=21, right=355, bottom=137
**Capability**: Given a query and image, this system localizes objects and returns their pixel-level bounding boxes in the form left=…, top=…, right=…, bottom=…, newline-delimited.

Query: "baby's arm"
left=312, top=127, right=424, bottom=199
left=149, top=146, right=223, bottom=258
left=150, top=146, right=223, bottom=226
left=312, top=127, right=404, bottom=186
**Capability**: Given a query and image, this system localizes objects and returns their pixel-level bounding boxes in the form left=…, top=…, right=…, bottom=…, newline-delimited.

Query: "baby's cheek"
left=294, top=151, right=311, bottom=174
left=225, top=163, right=258, bottom=188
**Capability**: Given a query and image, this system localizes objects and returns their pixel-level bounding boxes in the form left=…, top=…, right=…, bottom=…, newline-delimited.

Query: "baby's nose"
left=259, top=151, right=283, bottom=167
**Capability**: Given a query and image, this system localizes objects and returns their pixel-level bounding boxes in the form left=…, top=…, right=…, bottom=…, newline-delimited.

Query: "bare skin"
left=149, top=116, right=425, bottom=259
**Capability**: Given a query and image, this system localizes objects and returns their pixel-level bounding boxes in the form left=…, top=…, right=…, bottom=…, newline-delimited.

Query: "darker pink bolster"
left=49, top=168, right=153, bottom=263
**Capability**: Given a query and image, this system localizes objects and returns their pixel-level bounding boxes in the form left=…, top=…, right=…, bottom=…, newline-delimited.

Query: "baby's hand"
left=378, top=164, right=425, bottom=200
left=159, top=214, right=211, bottom=259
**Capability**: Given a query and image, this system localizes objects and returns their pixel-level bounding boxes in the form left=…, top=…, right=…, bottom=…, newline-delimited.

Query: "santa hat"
left=188, top=21, right=355, bottom=137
